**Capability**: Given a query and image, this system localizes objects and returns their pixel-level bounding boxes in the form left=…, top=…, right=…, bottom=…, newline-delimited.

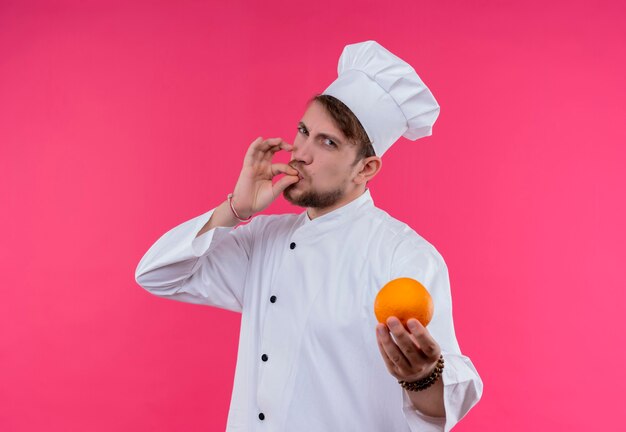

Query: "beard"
left=283, top=182, right=345, bottom=209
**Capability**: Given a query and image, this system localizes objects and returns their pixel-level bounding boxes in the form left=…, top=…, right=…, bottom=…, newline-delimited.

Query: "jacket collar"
left=292, top=188, right=374, bottom=239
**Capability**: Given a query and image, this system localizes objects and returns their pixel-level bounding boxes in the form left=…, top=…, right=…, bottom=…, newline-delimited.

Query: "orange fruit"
left=374, top=277, right=434, bottom=328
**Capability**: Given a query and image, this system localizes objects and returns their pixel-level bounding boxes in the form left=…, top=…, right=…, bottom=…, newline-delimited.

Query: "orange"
left=374, top=277, right=434, bottom=328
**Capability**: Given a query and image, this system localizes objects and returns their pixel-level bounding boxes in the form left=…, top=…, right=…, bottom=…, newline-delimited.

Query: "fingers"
left=263, top=139, right=294, bottom=161
left=270, top=163, right=299, bottom=178
left=376, top=324, right=399, bottom=373
left=377, top=316, right=443, bottom=381
left=272, top=174, right=299, bottom=197
left=407, top=319, right=441, bottom=360
left=270, top=163, right=299, bottom=197
left=385, top=317, right=426, bottom=368
left=377, top=320, right=412, bottom=373
left=248, top=137, right=293, bottom=161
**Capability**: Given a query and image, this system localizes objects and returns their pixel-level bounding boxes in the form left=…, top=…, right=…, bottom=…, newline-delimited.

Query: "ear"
left=354, top=156, right=382, bottom=185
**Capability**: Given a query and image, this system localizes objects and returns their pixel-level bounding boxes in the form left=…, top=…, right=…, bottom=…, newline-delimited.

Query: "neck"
left=306, top=186, right=367, bottom=220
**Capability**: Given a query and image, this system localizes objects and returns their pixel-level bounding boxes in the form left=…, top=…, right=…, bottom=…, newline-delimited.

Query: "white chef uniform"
left=135, top=188, right=483, bottom=431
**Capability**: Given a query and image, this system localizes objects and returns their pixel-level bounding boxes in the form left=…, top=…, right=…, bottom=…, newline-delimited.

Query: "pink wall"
left=1, top=0, right=624, bottom=430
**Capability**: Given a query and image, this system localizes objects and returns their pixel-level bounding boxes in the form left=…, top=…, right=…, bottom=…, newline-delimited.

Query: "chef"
left=135, top=40, right=483, bottom=431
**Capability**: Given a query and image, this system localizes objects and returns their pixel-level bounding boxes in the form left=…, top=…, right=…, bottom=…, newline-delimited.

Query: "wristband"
left=398, top=355, right=445, bottom=392
left=227, top=193, right=252, bottom=222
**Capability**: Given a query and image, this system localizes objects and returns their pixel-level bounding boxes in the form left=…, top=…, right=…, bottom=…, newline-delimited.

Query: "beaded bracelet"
left=227, top=193, right=252, bottom=222
left=398, top=355, right=445, bottom=392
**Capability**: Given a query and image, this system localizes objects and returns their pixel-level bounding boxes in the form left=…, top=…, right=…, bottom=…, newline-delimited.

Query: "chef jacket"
left=135, top=188, right=483, bottom=431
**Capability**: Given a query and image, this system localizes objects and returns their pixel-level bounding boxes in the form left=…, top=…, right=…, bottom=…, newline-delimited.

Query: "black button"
left=270, top=295, right=277, bottom=303
left=290, top=242, right=296, bottom=249
left=261, top=354, right=268, bottom=361
left=259, top=412, right=265, bottom=420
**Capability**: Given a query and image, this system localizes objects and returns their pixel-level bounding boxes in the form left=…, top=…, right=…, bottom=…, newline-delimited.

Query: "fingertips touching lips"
left=287, top=166, right=298, bottom=176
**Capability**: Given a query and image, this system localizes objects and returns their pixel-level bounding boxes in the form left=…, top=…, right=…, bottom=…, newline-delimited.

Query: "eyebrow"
left=298, top=121, right=345, bottom=146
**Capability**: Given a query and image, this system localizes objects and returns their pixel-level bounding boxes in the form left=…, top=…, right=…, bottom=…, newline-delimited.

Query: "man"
left=135, top=41, right=482, bottom=431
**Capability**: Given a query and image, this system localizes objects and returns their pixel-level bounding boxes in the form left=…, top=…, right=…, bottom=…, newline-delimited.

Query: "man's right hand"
left=230, top=137, right=300, bottom=219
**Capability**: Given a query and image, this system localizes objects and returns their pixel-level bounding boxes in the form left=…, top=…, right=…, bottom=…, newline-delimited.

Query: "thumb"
left=272, top=175, right=300, bottom=198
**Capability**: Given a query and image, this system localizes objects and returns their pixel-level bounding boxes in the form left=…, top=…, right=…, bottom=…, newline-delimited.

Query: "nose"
left=290, top=137, right=313, bottom=165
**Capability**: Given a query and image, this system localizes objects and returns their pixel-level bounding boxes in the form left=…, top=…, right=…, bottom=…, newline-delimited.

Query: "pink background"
left=1, top=0, right=625, bottom=430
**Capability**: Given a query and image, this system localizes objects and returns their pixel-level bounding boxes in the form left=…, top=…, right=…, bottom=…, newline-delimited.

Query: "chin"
left=283, top=183, right=345, bottom=209
left=283, top=184, right=304, bottom=204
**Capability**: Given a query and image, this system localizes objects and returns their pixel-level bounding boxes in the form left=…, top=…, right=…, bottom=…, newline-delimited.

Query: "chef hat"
left=322, top=40, right=440, bottom=157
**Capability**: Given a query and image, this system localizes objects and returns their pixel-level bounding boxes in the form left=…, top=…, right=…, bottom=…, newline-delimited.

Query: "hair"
left=308, top=94, right=376, bottom=165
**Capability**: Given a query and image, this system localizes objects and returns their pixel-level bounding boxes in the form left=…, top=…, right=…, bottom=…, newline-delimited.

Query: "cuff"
left=401, top=353, right=483, bottom=432
left=190, top=208, right=236, bottom=257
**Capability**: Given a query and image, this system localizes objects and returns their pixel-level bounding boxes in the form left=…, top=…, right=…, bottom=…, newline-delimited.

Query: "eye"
left=323, top=138, right=337, bottom=147
left=298, top=126, right=337, bottom=148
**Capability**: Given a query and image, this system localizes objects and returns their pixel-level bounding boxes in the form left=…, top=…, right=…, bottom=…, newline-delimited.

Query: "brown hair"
left=308, top=94, right=376, bottom=164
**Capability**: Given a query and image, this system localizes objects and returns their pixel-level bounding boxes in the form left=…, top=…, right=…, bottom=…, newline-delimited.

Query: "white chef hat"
left=322, top=40, right=440, bottom=157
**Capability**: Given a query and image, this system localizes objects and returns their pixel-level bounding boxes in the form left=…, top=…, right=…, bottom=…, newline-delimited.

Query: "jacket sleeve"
left=390, top=238, right=483, bottom=431
left=134, top=207, right=255, bottom=313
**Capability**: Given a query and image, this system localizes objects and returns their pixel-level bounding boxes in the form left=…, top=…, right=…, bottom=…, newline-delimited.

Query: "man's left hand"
left=376, top=316, right=442, bottom=382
